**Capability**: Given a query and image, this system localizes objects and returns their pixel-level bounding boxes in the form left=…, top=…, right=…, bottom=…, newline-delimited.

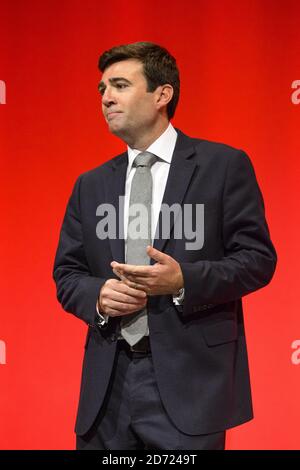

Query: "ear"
left=155, top=84, right=174, bottom=110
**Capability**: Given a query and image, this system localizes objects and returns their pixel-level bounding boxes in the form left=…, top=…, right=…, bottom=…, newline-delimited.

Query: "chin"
left=108, top=122, right=121, bottom=131
left=109, top=125, right=125, bottom=137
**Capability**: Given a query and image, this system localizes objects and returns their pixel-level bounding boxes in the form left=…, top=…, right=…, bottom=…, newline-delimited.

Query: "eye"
left=116, top=83, right=128, bottom=89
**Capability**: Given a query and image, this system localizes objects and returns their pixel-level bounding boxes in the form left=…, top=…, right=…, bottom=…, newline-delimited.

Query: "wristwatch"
left=174, top=287, right=185, bottom=304
left=96, top=301, right=109, bottom=329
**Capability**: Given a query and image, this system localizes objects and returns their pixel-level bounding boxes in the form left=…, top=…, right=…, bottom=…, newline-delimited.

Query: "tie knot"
left=133, top=151, right=157, bottom=168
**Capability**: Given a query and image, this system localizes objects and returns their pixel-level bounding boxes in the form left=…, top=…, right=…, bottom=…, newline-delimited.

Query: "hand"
left=98, top=278, right=147, bottom=317
left=111, top=246, right=184, bottom=296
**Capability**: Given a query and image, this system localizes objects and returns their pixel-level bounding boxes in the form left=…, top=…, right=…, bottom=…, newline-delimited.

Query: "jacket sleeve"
left=179, top=150, right=277, bottom=316
left=53, top=175, right=106, bottom=326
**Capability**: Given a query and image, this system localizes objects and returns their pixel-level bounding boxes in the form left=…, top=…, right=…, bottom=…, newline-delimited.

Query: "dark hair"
left=98, top=42, right=180, bottom=120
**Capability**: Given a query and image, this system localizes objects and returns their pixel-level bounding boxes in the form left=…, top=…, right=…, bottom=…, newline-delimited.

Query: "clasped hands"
left=98, top=246, right=184, bottom=318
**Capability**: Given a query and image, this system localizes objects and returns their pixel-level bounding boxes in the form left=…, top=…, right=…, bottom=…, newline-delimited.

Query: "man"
left=53, top=42, right=277, bottom=450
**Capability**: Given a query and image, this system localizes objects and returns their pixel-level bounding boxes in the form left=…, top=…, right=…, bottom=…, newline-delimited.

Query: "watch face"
left=97, top=315, right=108, bottom=328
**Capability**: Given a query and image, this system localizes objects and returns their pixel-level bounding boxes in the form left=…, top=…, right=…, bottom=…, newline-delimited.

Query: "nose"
left=102, top=86, right=117, bottom=108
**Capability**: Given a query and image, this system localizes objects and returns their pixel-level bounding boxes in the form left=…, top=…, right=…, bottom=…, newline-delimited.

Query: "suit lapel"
left=104, top=151, right=128, bottom=263
left=152, top=130, right=197, bottom=259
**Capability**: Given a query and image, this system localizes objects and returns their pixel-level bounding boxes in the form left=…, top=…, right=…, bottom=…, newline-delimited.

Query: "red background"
left=0, top=0, right=299, bottom=449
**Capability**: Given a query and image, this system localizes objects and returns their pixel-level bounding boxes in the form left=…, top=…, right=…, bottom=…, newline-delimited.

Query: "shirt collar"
left=127, top=122, right=178, bottom=173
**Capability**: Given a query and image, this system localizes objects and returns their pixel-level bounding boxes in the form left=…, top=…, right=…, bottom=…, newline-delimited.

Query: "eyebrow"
left=98, top=77, right=132, bottom=91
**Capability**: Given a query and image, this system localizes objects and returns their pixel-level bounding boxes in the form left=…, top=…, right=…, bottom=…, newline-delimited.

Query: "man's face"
left=99, top=59, right=162, bottom=140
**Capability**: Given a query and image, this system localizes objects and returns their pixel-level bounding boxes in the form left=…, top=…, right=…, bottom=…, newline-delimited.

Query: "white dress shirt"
left=124, top=122, right=177, bottom=252
left=96, top=122, right=184, bottom=327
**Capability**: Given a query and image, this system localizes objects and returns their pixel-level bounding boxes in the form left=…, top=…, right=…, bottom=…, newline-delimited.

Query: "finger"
left=112, top=267, right=126, bottom=281
left=111, top=262, right=152, bottom=277
left=127, top=282, right=149, bottom=294
left=146, top=245, right=169, bottom=263
left=107, top=290, right=147, bottom=305
left=116, top=277, right=147, bottom=291
left=118, top=273, right=149, bottom=285
left=127, top=281, right=151, bottom=294
left=124, top=275, right=150, bottom=285
left=106, top=299, right=146, bottom=314
left=111, top=282, right=147, bottom=298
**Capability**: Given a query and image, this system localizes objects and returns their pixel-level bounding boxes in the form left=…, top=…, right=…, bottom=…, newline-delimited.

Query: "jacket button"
left=111, top=334, right=118, bottom=342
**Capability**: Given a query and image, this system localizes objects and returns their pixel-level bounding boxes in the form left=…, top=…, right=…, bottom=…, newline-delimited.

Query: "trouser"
left=76, top=340, right=226, bottom=450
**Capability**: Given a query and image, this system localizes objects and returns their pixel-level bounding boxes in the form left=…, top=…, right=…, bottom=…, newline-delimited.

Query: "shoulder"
left=177, top=128, right=245, bottom=156
left=175, top=128, right=251, bottom=168
left=76, top=150, right=127, bottom=184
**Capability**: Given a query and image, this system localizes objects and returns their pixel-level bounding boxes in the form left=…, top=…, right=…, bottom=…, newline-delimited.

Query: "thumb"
left=147, top=245, right=168, bottom=264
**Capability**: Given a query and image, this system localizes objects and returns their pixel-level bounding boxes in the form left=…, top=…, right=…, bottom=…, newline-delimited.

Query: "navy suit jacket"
left=53, top=128, right=277, bottom=436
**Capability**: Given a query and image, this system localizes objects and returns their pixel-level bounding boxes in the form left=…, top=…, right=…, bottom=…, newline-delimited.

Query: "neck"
left=124, top=118, right=170, bottom=151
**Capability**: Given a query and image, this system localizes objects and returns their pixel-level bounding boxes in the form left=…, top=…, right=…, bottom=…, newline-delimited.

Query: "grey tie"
left=120, top=151, right=157, bottom=346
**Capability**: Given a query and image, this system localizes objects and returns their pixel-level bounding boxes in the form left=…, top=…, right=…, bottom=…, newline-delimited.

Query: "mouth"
left=107, top=111, right=122, bottom=120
